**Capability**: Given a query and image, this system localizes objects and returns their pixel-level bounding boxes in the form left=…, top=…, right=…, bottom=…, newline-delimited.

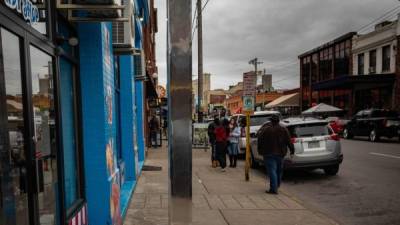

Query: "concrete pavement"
left=124, top=145, right=338, bottom=225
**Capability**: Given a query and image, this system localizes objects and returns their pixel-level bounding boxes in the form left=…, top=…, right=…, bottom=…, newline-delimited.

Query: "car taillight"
left=291, top=138, right=297, bottom=144
left=329, top=134, right=340, bottom=141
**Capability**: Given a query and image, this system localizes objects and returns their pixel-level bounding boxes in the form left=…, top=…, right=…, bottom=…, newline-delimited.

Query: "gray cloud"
left=155, top=0, right=398, bottom=90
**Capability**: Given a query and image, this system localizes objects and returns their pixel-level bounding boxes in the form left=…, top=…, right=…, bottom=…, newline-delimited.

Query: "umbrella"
left=302, top=103, right=343, bottom=115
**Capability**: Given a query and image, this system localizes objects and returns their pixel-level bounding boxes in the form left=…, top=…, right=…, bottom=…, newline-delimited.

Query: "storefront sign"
left=4, top=0, right=40, bottom=24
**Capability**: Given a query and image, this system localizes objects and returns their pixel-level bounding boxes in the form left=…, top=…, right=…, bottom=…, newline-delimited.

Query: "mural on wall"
left=106, top=84, right=113, bottom=125
left=110, top=176, right=122, bottom=225
left=106, top=138, right=115, bottom=178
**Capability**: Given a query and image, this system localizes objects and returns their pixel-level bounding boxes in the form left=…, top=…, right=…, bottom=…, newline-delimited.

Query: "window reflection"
left=0, top=28, right=29, bottom=225
left=29, top=45, right=57, bottom=225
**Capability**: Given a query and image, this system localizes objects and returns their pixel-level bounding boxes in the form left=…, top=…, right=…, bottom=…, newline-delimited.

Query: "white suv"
left=231, top=111, right=281, bottom=155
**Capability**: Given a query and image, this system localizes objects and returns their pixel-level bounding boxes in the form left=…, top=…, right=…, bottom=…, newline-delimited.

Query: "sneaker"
left=221, top=168, right=226, bottom=172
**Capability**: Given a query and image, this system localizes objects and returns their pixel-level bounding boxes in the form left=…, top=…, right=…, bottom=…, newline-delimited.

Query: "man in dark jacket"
left=208, top=117, right=218, bottom=167
left=257, top=114, right=294, bottom=194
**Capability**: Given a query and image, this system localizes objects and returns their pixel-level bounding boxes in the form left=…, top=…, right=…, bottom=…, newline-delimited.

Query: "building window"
left=311, top=53, right=318, bottom=84
left=334, top=40, right=350, bottom=77
left=114, top=56, right=122, bottom=159
left=369, top=50, right=376, bottom=74
left=358, top=53, right=364, bottom=75
left=382, top=45, right=391, bottom=72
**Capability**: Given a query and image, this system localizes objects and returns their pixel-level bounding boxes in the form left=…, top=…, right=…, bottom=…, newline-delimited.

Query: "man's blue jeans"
left=263, top=155, right=284, bottom=192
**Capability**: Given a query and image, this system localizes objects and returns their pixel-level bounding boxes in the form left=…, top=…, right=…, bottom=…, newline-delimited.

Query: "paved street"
left=277, top=139, right=400, bottom=225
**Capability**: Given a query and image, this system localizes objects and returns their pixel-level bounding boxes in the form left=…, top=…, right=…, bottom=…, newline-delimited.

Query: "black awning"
left=312, top=74, right=395, bottom=91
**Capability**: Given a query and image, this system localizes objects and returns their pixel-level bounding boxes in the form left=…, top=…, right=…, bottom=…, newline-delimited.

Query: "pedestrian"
left=149, top=114, right=160, bottom=148
left=257, top=114, right=294, bottom=194
left=208, top=117, right=218, bottom=167
left=215, top=118, right=228, bottom=172
left=228, top=118, right=240, bottom=168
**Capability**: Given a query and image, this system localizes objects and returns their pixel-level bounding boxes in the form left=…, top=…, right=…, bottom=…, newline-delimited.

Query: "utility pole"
left=249, top=57, right=263, bottom=77
left=249, top=58, right=263, bottom=109
left=197, top=0, right=203, bottom=122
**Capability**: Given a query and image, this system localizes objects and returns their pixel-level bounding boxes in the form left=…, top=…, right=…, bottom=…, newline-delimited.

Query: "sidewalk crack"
left=218, top=209, right=231, bottom=225
left=195, top=171, right=210, bottom=194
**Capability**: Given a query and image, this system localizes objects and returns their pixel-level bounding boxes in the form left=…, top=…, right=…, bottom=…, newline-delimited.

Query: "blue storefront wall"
left=78, top=22, right=116, bottom=225
left=76, top=0, right=150, bottom=223
left=118, top=55, right=138, bottom=217
left=135, top=80, right=146, bottom=166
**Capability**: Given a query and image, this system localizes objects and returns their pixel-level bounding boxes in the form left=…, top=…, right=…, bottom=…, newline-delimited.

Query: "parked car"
left=250, top=117, right=343, bottom=175
left=231, top=111, right=281, bottom=154
left=343, top=109, right=400, bottom=142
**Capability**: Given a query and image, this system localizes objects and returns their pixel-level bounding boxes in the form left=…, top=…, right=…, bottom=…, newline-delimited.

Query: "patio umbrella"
left=302, top=103, right=343, bottom=115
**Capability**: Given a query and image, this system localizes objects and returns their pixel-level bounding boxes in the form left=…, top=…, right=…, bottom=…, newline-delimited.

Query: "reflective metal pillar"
left=167, top=0, right=192, bottom=224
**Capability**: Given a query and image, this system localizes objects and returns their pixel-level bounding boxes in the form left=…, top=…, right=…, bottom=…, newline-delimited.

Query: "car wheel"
left=369, top=129, right=380, bottom=142
left=324, top=164, right=339, bottom=176
left=343, top=128, right=353, bottom=139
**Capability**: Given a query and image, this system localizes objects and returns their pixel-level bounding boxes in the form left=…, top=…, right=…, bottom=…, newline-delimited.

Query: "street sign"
left=243, top=72, right=257, bottom=97
left=243, top=96, right=255, bottom=112
left=242, top=72, right=257, bottom=181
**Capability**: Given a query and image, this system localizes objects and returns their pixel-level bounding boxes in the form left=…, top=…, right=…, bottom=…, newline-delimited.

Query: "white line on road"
left=370, top=152, right=400, bottom=159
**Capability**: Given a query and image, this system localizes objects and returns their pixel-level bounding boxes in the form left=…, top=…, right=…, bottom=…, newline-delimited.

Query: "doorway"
left=0, top=24, right=58, bottom=225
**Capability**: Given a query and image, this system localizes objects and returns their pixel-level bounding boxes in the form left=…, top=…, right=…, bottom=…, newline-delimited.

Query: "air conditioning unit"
left=112, top=0, right=135, bottom=52
left=57, top=0, right=125, bottom=20
left=369, top=67, right=376, bottom=74
left=74, top=0, right=121, bottom=4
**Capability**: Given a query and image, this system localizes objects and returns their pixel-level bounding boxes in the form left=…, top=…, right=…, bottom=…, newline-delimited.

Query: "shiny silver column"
left=167, top=0, right=192, bottom=224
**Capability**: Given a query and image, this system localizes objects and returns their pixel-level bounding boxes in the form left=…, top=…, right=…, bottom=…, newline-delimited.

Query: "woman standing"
left=228, top=118, right=241, bottom=168
left=215, top=118, right=228, bottom=172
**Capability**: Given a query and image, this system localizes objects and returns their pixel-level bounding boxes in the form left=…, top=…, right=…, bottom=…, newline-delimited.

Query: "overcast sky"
left=154, top=0, right=399, bottom=90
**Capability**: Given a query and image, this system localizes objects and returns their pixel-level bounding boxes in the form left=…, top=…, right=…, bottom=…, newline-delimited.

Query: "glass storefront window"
left=0, top=27, right=29, bottom=225
left=59, top=58, right=79, bottom=209
left=29, top=45, right=57, bottom=225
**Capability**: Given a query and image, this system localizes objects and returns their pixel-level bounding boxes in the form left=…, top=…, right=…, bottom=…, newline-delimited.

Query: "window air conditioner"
left=112, top=0, right=135, bottom=51
left=75, top=0, right=122, bottom=5
left=72, top=0, right=123, bottom=18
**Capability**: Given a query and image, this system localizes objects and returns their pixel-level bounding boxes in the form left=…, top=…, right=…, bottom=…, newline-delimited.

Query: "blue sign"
left=243, top=96, right=255, bottom=112
left=4, top=0, right=40, bottom=24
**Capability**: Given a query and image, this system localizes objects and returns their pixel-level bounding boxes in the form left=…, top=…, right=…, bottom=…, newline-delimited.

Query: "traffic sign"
left=243, top=96, right=255, bottom=112
left=243, top=72, right=257, bottom=97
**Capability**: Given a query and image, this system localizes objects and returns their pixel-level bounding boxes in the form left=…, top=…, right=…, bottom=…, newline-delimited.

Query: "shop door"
left=0, top=27, right=30, bottom=225
left=0, top=27, right=59, bottom=225
left=29, top=45, right=58, bottom=225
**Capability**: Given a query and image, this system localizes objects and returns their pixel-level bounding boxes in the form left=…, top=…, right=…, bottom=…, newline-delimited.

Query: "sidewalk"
left=124, top=145, right=338, bottom=225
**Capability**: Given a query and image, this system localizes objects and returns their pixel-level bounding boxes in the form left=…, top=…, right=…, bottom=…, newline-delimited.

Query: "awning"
left=234, top=107, right=242, bottom=114
left=312, top=74, right=395, bottom=91
left=302, top=103, right=343, bottom=115
left=265, top=93, right=299, bottom=108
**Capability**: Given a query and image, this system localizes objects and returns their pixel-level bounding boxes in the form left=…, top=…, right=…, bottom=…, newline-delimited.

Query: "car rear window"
left=250, top=115, right=272, bottom=126
left=288, top=123, right=332, bottom=138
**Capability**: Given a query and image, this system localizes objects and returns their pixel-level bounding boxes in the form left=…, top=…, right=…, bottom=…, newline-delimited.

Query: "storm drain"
left=142, top=165, right=162, bottom=171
